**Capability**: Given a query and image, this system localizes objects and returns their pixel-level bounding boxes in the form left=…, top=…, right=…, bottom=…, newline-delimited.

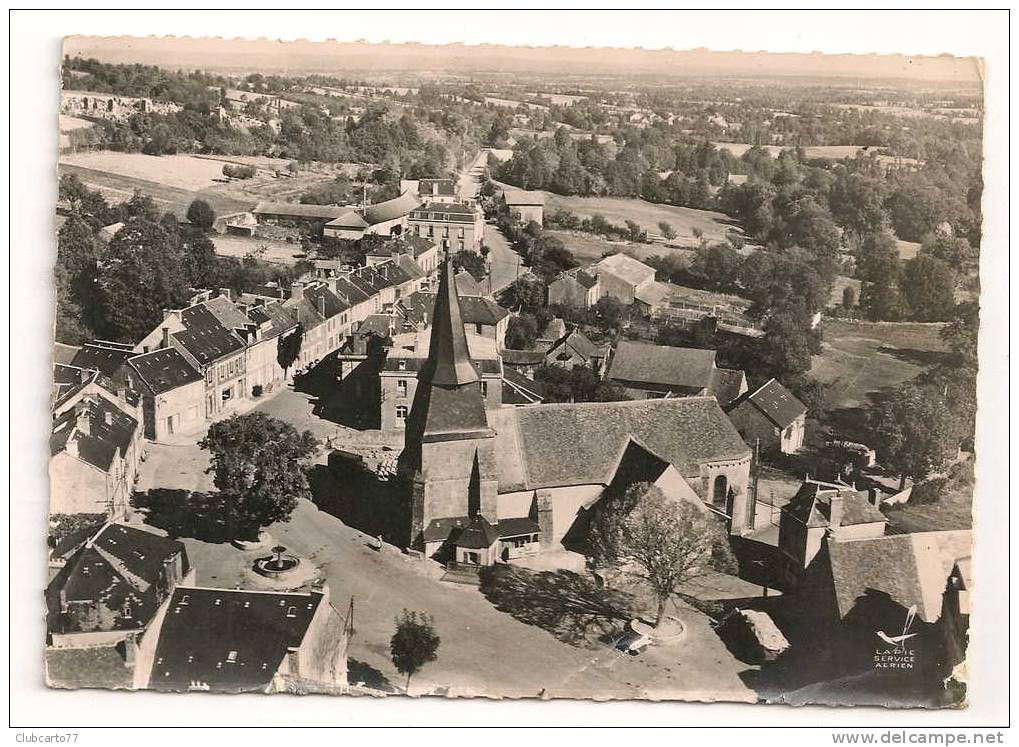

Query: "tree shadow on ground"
left=876, top=345, right=951, bottom=368
left=307, top=461, right=409, bottom=547
left=478, top=564, right=636, bottom=646
left=347, top=659, right=397, bottom=694
left=730, top=536, right=787, bottom=592
left=130, top=488, right=236, bottom=543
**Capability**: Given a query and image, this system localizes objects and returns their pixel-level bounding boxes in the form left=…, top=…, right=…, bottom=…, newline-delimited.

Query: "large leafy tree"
left=589, top=484, right=734, bottom=628
left=186, top=198, right=216, bottom=231
left=199, top=412, right=318, bottom=537
left=760, top=304, right=819, bottom=381
left=97, top=217, right=190, bottom=341
left=869, top=383, right=959, bottom=490
left=390, top=610, right=440, bottom=693
left=900, top=254, right=957, bottom=322
left=829, top=170, right=889, bottom=236
left=856, top=231, right=905, bottom=322
left=276, top=323, right=305, bottom=378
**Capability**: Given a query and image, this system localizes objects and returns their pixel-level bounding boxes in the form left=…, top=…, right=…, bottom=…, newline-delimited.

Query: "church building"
left=398, top=258, right=754, bottom=566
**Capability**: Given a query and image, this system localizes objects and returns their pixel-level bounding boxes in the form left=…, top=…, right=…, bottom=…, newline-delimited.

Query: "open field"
left=543, top=193, right=737, bottom=247
left=59, top=162, right=252, bottom=219
left=548, top=229, right=699, bottom=266
left=59, top=150, right=339, bottom=220
left=61, top=151, right=229, bottom=191
left=811, top=319, right=949, bottom=412
left=713, top=142, right=866, bottom=160
left=212, top=235, right=306, bottom=266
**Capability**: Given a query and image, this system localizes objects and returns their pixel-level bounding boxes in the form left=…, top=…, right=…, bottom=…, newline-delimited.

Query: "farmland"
left=542, top=193, right=737, bottom=247
left=58, top=150, right=338, bottom=220
left=712, top=142, right=867, bottom=160
left=547, top=229, right=697, bottom=266
left=811, top=319, right=949, bottom=412
left=211, top=235, right=307, bottom=266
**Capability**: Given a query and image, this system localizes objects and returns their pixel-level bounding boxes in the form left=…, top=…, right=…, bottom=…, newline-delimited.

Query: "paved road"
left=484, top=222, right=522, bottom=294
left=131, top=385, right=754, bottom=701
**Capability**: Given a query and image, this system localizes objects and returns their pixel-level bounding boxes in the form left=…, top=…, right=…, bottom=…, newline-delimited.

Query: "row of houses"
left=50, top=239, right=446, bottom=519
left=45, top=521, right=349, bottom=694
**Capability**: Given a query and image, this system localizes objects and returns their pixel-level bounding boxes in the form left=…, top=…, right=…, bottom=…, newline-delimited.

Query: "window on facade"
left=458, top=227, right=465, bottom=237
left=205, top=370, right=214, bottom=386
left=459, top=240, right=465, bottom=251
left=395, top=405, right=408, bottom=420
left=397, top=379, right=408, bottom=397
left=222, top=387, right=233, bottom=401
left=480, top=381, right=488, bottom=397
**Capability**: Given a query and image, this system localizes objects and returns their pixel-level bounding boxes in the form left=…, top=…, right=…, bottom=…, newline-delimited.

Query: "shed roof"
left=607, top=341, right=716, bottom=390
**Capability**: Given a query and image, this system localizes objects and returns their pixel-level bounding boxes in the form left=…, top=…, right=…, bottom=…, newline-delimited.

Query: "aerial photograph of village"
left=45, top=33, right=982, bottom=708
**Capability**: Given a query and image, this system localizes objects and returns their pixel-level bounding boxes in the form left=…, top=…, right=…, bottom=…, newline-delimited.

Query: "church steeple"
left=420, top=255, right=479, bottom=388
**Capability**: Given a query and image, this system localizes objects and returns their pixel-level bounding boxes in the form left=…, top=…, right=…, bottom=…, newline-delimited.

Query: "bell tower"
left=399, top=256, right=499, bottom=550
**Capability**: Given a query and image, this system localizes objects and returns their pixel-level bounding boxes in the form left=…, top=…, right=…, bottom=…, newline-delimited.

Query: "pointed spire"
left=421, top=254, right=478, bottom=387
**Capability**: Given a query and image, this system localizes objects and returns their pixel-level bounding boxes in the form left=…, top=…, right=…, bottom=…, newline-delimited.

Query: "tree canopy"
left=198, top=412, right=319, bottom=538
left=390, top=609, right=440, bottom=692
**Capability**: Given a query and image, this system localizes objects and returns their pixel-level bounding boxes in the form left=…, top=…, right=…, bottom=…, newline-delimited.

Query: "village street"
left=130, top=388, right=755, bottom=702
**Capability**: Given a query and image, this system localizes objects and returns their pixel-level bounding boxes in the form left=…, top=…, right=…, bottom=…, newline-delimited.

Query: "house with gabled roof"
left=544, top=327, right=609, bottom=373
left=408, top=199, right=486, bottom=253
left=395, top=288, right=509, bottom=348
left=140, top=585, right=348, bottom=693
left=593, top=253, right=656, bottom=305
left=606, top=340, right=747, bottom=404
left=726, top=378, right=807, bottom=454
left=117, top=347, right=205, bottom=441
left=778, top=479, right=888, bottom=586
left=49, top=394, right=144, bottom=518
left=548, top=267, right=600, bottom=309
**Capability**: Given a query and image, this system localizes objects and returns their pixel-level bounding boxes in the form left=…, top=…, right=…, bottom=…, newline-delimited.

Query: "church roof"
left=420, top=258, right=479, bottom=388
left=487, top=396, right=751, bottom=492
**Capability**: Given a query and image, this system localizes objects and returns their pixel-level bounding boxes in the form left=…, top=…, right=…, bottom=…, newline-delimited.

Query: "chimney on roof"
left=828, top=492, right=845, bottom=531
left=317, top=296, right=326, bottom=318
left=103, top=411, right=113, bottom=426
left=290, top=282, right=303, bottom=300
left=66, top=437, right=79, bottom=459
left=161, top=327, right=170, bottom=350
left=79, top=368, right=91, bottom=385
left=218, top=288, right=233, bottom=301
left=432, top=182, right=439, bottom=196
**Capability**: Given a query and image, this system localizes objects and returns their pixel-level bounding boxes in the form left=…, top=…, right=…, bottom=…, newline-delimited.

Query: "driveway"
left=485, top=222, right=521, bottom=294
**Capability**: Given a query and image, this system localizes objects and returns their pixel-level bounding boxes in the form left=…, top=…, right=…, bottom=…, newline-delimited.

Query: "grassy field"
left=212, top=235, right=306, bottom=266
left=58, top=163, right=252, bottom=219
left=811, top=319, right=949, bottom=412
left=713, top=142, right=866, bottom=160
left=543, top=193, right=736, bottom=247
left=61, top=152, right=229, bottom=191
left=547, top=229, right=698, bottom=266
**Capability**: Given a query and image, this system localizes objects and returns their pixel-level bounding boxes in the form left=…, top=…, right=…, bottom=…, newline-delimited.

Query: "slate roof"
left=48, top=523, right=187, bottom=635
left=201, top=295, right=252, bottom=332
left=574, top=269, right=599, bottom=289
left=537, top=317, right=567, bottom=344
left=414, top=178, right=456, bottom=198
left=608, top=341, right=717, bottom=390
left=331, top=277, right=372, bottom=306
left=396, top=253, right=426, bottom=281
left=487, top=396, right=751, bottom=492
left=497, top=517, right=541, bottom=538
left=454, top=270, right=485, bottom=297
left=783, top=481, right=887, bottom=529
left=175, top=304, right=245, bottom=366
left=46, top=646, right=134, bottom=689
left=500, top=349, right=547, bottom=366
left=454, top=515, right=500, bottom=549
left=50, top=396, right=138, bottom=472
left=735, top=378, right=807, bottom=428
left=246, top=302, right=298, bottom=340
left=303, top=283, right=351, bottom=320
left=253, top=202, right=350, bottom=220
left=411, top=201, right=477, bottom=223
left=399, top=291, right=508, bottom=329
left=52, top=364, right=94, bottom=409
left=70, top=343, right=133, bottom=377
left=324, top=210, right=369, bottom=230
left=364, top=191, right=421, bottom=225
left=595, top=253, right=656, bottom=288
left=148, top=587, right=323, bottom=692
left=826, top=530, right=972, bottom=623
left=127, top=348, right=203, bottom=395
left=634, top=281, right=671, bottom=307
left=501, top=366, right=545, bottom=405
left=710, top=367, right=747, bottom=405
left=547, top=328, right=605, bottom=363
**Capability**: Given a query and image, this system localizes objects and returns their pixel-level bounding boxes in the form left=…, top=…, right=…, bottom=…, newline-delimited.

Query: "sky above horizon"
left=63, top=36, right=982, bottom=87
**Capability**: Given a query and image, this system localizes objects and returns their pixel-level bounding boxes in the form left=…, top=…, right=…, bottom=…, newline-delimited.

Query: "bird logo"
left=876, top=605, right=918, bottom=649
